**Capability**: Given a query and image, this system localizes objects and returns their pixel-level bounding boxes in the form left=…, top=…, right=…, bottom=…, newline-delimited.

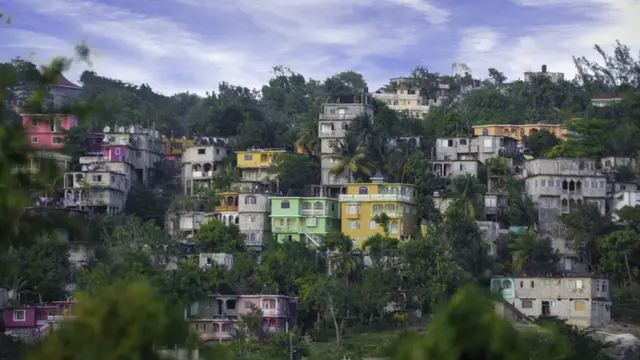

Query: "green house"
left=270, top=197, right=340, bottom=245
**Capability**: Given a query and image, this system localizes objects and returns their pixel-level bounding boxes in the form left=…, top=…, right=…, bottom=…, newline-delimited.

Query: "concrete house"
left=433, top=136, right=516, bottom=178
left=491, top=275, right=612, bottom=328
left=182, top=143, right=228, bottom=196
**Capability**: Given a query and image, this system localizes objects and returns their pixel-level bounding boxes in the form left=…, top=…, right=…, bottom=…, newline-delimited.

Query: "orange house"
left=472, top=124, right=569, bottom=143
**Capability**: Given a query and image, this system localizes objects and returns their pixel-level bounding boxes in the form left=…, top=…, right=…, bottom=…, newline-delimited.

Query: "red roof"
left=55, top=74, right=81, bottom=89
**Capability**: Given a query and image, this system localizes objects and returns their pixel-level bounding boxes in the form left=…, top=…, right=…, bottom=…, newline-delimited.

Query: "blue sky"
left=1, top=0, right=638, bottom=95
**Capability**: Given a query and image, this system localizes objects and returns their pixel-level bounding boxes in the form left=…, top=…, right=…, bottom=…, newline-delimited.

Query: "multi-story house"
left=491, top=275, right=612, bottom=328
left=270, top=196, right=340, bottom=246
left=524, top=65, right=565, bottom=83
left=236, top=148, right=286, bottom=183
left=63, top=158, right=129, bottom=214
left=181, top=144, right=229, bottom=196
left=166, top=212, right=217, bottom=238
left=433, top=136, right=517, bottom=178
left=522, top=158, right=608, bottom=270
left=338, top=173, right=418, bottom=247
left=188, top=294, right=297, bottom=342
left=215, top=192, right=239, bottom=226
left=473, top=123, right=569, bottom=144
left=234, top=181, right=274, bottom=250
left=372, top=85, right=429, bottom=119
left=101, top=125, right=164, bottom=186
left=319, top=94, right=374, bottom=188
left=2, top=300, right=74, bottom=340
left=10, top=74, right=82, bottom=110
left=610, top=190, right=640, bottom=222
left=22, top=114, right=78, bottom=151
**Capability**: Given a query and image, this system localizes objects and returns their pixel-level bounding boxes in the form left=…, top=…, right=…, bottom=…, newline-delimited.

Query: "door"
left=541, top=301, right=550, bottom=316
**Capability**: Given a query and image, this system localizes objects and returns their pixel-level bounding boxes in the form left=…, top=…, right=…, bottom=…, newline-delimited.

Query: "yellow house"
left=236, top=148, right=288, bottom=182
left=164, top=138, right=196, bottom=157
left=472, top=124, right=569, bottom=143
left=339, top=176, right=418, bottom=248
left=372, top=85, right=429, bottom=119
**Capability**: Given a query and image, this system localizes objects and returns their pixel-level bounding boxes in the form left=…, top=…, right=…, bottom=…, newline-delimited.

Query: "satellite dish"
left=103, top=126, right=111, bottom=133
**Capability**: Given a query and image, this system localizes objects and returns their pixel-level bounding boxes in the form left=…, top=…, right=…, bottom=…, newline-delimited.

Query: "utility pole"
left=289, top=331, right=293, bottom=360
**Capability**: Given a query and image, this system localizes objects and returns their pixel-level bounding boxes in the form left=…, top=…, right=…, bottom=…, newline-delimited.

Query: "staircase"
left=304, top=233, right=322, bottom=247
left=29, top=322, right=52, bottom=340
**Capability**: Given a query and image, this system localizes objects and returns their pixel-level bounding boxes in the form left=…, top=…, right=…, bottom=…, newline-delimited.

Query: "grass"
left=307, top=326, right=426, bottom=360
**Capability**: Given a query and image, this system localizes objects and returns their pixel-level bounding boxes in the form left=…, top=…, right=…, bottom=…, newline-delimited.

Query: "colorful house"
left=164, top=137, right=196, bottom=158
left=188, top=294, right=297, bottom=342
left=472, top=124, right=569, bottom=143
left=2, top=300, right=74, bottom=340
left=270, top=197, right=340, bottom=245
left=215, top=192, right=239, bottom=226
left=338, top=173, right=418, bottom=247
left=21, top=114, right=78, bottom=151
left=236, top=148, right=288, bottom=182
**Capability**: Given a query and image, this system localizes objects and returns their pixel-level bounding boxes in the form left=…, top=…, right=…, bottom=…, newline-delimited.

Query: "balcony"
left=216, top=205, right=238, bottom=212
left=301, top=209, right=330, bottom=217
left=245, top=238, right=263, bottom=247
left=339, top=194, right=414, bottom=203
left=371, top=211, right=402, bottom=218
left=261, top=309, right=283, bottom=317
left=192, top=171, right=213, bottom=178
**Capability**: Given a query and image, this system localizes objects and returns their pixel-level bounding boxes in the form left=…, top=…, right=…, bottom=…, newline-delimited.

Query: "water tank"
left=541, top=64, right=547, bottom=73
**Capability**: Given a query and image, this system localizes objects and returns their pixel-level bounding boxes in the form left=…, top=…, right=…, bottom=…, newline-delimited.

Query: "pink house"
left=2, top=300, right=74, bottom=339
left=238, top=295, right=297, bottom=334
left=103, top=145, right=133, bottom=163
left=22, top=114, right=78, bottom=151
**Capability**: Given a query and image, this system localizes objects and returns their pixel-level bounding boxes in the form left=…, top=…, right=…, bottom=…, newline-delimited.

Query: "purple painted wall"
left=104, top=145, right=130, bottom=162
left=88, top=133, right=105, bottom=154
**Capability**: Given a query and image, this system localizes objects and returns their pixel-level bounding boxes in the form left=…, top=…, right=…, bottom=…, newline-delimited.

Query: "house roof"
left=54, top=74, right=81, bottom=89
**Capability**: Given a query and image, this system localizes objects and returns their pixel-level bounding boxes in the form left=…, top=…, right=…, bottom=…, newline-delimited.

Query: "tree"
left=271, top=153, right=320, bottom=195
left=598, top=229, right=640, bottom=285
left=193, top=218, right=246, bottom=253
left=445, top=174, right=487, bottom=220
left=26, top=281, right=197, bottom=360
left=508, top=229, right=559, bottom=273
left=524, top=129, right=559, bottom=158
left=13, top=236, right=70, bottom=304
left=558, top=203, right=611, bottom=271
left=329, top=134, right=373, bottom=182
left=488, top=68, right=507, bottom=85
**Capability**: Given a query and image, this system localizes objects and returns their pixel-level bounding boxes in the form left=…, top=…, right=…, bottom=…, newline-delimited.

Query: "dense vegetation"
left=1, top=33, right=640, bottom=359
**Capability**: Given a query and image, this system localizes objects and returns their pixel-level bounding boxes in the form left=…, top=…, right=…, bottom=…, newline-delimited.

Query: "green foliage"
left=524, top=129, right=559, bottom=158
left=27, top=280, right=197, bottom=360
left=270, top=153, right=320, bottom=194
left=507, top=229, right=560, bottom=273
left=193, top=218, right=246, bottom=253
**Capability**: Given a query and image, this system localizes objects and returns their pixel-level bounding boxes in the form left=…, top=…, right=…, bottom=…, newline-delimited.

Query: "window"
left=13, top=310, right=26, bottom=322
left=520, top=281, right=524, bottom=288
left=483, top=138, right=492, bottom=147
left=32, top=118, right=38, bottom=127
left=314, top=201, right=324, bottom=209
left=460, top=139, right=467, bottom=145
left=602, top=281, right=608, bottom=292
left=92, top=175, right=102, bottom=182
left=245, top=195, right=257, bottom=205
left=541, top=180, right=546, bottom=187
left=136, top=151, right=141, bottom=157
left=530, top=281, right=534, bottom=288
left=347, top=204, right=358, bottom=214
left=244, top=301, right=254, bottom=310
left=460, top=163, right=466, bottom=171
left=369, top=221, right=377, bottom=230
left=244, top=154, right=253, bottom=161
left=31, top=136, right=38, bottom=143
left=576, top=280, right=583, bottom=289
left=115, top=148, right=121, bottom=155
left=52, top=137, right=63, bottom=144
left=248, top=215, right=256, bottom=223
left=306, top=218, right=317, bottom=226
left=521, top=300, right=533, bottom=309
left=574, top=300, right=585, bottom=311
left=281, top=200, right=290, bottom=209
left=338, top=107, right=347, bottom=115
left=390, top=221, right=399, bottom=234
left=197, top=148, right=206, bottom=155
left=359, top=186, right=368, bottom=195
left=341, top=122, right=348, bottom=130
left=482, top=129, right=488, bottom=135
left=349, top=220, right=359, bottom=230
left=119, top=136, right=126, bottom=145
left=302, top=202, right=311, bottom=209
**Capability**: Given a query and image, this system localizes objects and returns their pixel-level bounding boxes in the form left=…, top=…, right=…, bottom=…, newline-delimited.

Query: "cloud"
left=456, top=0, right=640, bottom=81
left=7, top=0, right=450, bottom=95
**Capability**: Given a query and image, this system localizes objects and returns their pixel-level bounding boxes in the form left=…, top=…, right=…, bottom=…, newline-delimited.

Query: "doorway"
left=541, top=301, right=551, bottom=316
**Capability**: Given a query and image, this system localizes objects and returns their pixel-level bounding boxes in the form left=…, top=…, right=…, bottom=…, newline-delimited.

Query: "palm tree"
left=446, top=174, right=487, bottom=219
left=295, top=119, right=320, bottom=156
left=329, top=134, right=373, bottom=182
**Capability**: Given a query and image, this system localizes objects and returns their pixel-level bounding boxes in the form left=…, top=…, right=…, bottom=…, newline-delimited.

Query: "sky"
left=1, top=0, right=639, bottom=96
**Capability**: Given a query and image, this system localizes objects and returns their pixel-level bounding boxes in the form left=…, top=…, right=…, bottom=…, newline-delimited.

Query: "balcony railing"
left=216, top=205, right=238, bottom=212
left=339, top=194, right=414, bottom=203
left=261, top=309, right=282, bottom=317
left=245, top=239, right=263, bottom=247
left=273, top=225, right=301, bottom=233
left=301, top=209, right=329, bottom=216
left=371, top=211, right=402, bottom=218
